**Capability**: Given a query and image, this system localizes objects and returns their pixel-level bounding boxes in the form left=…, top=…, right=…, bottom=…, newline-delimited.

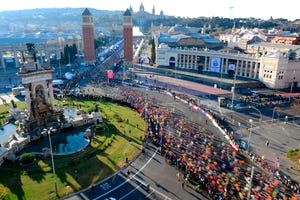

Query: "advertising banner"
left=228, top=63, right=236, bottom=71
left=210, top=57, right=221, bottom=72
left=107, top=70, right=114, bottom=79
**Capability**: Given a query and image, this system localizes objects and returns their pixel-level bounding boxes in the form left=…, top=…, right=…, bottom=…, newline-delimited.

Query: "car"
left=249, top=90, right=259, bottom=96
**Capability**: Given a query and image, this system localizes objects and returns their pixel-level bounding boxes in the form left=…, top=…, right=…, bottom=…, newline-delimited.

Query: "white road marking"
left=93, top=149, right=158, bottom=200
left=118, top=183, right=142, bottom=200
left=131, top=176, right=173, bottom=200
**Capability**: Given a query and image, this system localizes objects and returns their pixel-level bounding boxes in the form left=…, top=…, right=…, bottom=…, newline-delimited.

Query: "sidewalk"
left=0, top=92, right=19, bottom=105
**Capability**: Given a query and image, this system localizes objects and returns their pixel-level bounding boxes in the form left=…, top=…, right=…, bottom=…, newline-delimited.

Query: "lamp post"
left=59, top=61, right=62, bottom=79
left=272, top=107, right=280, bottom=123
left=289, top=70, right=295, bottom=102
left=247, top=166, right=255, bottom=200
left=48, top=127, right=58, bottom=196
left=231, top=70, right=237, bottom=109
left=284, top=115, right=288, bottom=124
left=248, top=106, right=263, bottom=122
left=247, top=119, right=253, bottom=153
left=219, top=65, right=223, bottom=90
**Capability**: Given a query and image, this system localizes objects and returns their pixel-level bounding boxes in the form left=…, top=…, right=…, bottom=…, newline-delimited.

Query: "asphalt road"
left=62, top=65, right=299, bottom=199
left=63, top=81, right=222, bottom=200
left=63, top=139, right=209, bottom=200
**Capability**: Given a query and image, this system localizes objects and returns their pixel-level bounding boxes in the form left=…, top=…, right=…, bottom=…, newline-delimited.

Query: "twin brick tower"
left=16, top=8, right=133, bottom=133
left=82, top=8, right=133, bottom=64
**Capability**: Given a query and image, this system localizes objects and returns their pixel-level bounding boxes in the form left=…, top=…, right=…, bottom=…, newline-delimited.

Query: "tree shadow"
left=0, top=167, right=25, bottom=199
left=0, top=156, right=47, bottom=199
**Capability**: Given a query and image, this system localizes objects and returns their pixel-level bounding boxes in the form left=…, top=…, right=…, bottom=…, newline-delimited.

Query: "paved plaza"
left=0, top=90, right=19, bottom=105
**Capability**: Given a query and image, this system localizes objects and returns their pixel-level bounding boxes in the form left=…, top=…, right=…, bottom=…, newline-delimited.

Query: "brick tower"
left=82, top=8, right=95, bottom=63
left=123, top=9, right=133, bottom=62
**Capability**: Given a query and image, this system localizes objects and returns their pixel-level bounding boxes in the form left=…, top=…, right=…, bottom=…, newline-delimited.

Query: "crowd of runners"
left=62, top=64, right=300, bottom=199
left=116, top=87, right=299, bottom=199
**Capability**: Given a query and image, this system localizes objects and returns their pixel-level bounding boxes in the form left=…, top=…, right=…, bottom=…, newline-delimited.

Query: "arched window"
left=169, top=57, right=176, bottom=67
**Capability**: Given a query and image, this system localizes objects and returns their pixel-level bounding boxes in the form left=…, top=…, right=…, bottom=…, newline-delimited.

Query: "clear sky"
left=0, top=0, right=298, bottom=21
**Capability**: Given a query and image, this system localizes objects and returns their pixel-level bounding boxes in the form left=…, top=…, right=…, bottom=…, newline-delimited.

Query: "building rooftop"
left=158, top=32, right=222, bottom=48
left=123, top=9, right=132, bottom=16
left=82, top=8, right=92, bottom=16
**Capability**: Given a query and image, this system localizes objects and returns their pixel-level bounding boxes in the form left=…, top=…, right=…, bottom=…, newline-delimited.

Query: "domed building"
left=131, top=2, right=166, bottom=33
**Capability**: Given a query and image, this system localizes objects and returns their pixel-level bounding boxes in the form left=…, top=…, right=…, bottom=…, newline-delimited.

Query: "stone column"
left=182, top=54, right=185, bottom=69
left=48, top=80, right=55, bottom=109
left=254, top=62, right=259, bottom=79
left=204, top=56, right=208, bottom=71
left=225, top=58, right=229, bottom=73
left=23, top=84, right=31, bottom=113
left=249, top=61, right=253, bottom=78
left=236, top=60, right=239, bottom=76
left=220, top=58, right=224, bottom=74
left=239, top=60, right=243, bottom=76
left=192, top=55, right=196, bottom=70
left=243, top=60, right=247, bottom=77
left=43, top=82, right=49, bottom=102
left=177, top=54, right=182, bottom=67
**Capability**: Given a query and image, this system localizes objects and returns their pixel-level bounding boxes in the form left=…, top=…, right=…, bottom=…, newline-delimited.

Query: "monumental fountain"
left=16, top=43, right=64, bottom=135
left=0, top=43, right=102, bottom=164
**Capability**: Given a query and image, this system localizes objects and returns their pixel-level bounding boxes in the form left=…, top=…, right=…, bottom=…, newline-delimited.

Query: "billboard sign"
left=210, top=57, right=221, bottom=72
left=228, top=63, right=236, bottom=71
left=107, top=70, right=114, bottom=79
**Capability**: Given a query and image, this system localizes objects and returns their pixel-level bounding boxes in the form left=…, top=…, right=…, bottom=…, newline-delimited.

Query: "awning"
left=279, top=92, right=300, bottom=97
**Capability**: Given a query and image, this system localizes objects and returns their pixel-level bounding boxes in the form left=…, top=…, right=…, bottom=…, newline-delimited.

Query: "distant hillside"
left=0, top=8, right=299, bottom=35
left=0, top=8, right=123, bottom=32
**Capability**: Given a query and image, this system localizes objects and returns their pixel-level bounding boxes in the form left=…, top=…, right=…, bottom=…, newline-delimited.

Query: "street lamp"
left=247, top=119, right=253, bottom=153
left=58, top=61, right=62, bottom=79
left=284, top=115, right=288, bottom=124
left=231, top=70, right=237, bottom=109
left=248, top=106, right=263, bottom=122
left=272, top=107, right=280, bottom=123
left=289, top=70, right=296, bottom=102
left=247, top=166, right=255, bottom=200
left=48, top=127, right=58, bottom=196
left=219, top=65, right=223, bottom=90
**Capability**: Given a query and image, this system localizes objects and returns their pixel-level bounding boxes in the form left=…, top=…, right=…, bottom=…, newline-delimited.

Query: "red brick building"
left=271, top=35, right=300, bottom=45
left=82, top=8, right=95, bottom=63
left=123, top=9, right=133, bottom=62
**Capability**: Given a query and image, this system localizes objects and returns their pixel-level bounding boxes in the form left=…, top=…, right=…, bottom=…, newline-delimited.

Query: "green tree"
left=94, top=35, right=109, bottom=50
left=149, top=37, right=156, bottom=65
left=19, top=153, right=36, bottom=165
left=61, top=44, right=78, bottom=65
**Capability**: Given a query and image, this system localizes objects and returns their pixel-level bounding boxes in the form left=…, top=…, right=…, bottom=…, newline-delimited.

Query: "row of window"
left=175, top=54, right=260, bottom=79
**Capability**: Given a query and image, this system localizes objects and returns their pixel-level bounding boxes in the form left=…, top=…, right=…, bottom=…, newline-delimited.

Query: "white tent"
left=64, top=72, right=74, bottom=80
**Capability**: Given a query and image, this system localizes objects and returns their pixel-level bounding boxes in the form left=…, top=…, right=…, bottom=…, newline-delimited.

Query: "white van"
left=12, top=86, right=25, bottom=96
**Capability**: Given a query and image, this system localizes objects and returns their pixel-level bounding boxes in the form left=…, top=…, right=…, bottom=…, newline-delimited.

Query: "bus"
left=12, top=86, right=25, bottom=96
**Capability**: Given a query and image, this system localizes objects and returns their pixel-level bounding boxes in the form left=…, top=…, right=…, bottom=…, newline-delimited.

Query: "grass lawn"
left=0, top=101, right=26, bottom=125
left=287, top=148, right=300, bottom=166
left=0, top=99, right=146, bottom=200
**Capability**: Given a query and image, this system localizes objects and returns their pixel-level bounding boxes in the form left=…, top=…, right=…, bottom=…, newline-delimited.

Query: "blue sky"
left=0, top=0, right=298, bottom=20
